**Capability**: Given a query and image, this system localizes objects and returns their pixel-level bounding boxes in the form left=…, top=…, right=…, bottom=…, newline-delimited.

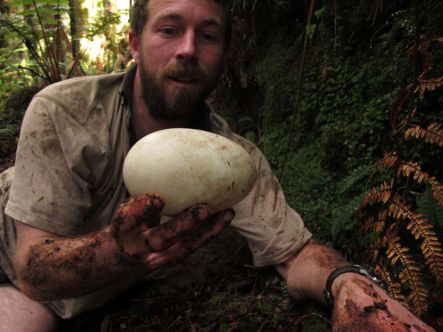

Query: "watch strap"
left=323, top=265, right=386, bottom=307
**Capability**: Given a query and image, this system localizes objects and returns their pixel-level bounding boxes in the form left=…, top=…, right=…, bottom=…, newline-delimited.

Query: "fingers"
left=144, top=208, right=235, bottom=269
left=180, top=208, right=235, bottom=252
left=143, top=204, right=211, bottom=251
left=112, top=194, right=164, bottom=233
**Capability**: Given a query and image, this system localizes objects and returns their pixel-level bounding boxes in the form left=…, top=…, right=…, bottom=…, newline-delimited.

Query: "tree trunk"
left=69, top=0, right=79, bottom=59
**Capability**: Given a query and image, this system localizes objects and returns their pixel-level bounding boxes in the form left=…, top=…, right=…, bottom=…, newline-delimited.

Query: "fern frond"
left=404, top=122, right=443, bottom=147
left=374, top=210, right=388, bottom=234
left=387, top=195, right=413, bottom=221
left=419, top=235, right=443, bottom=284
left=407, top=213, right=443, bottom=283
left=397, top=162, right=443, bottom=206
left=386, top=236, right=429, bottom=316
left=361, top=216, right=374, bottom=234
left=388, top=196, right=443, bottom=284
left=337, top=164, right=374, bottom=195
left=429, top=180, right=443, bottom=207
left=403, top=271, right=429, bottom=316
left=398, top=162, right=429, bottom=183
left=358, top=181, right=393, bottom=211
left=369, top=211, right=389, bottom=263
left=375, top=152, right=398, bottom=169
left=375, top=264, right=408, bottom=306
left=417, top=188, right=443, bottom=225
left=415, top=76, right=443, bottom=95
left=386, top=235, right=411, bottom=265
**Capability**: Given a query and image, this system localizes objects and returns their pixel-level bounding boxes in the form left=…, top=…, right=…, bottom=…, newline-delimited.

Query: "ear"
left=129, top=29, right=141, bottom=64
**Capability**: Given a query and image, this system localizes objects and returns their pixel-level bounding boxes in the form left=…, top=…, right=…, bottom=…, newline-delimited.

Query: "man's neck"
left=132, top=69, right=191, bottom=141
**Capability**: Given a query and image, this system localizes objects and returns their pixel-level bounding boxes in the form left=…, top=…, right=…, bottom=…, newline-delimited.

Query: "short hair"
left=130, top=0, right=233, bottom=44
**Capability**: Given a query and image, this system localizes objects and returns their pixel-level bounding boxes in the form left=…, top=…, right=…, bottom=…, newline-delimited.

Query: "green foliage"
left=417, top=187, right=443, bottom=231
left=0, top=0, right=76, bottom=84
left=83, top=1, right=129, bottom=73
left=251, top=33, right=301, bottom=136
left=243, top=21, right=406, bottom=252
left=217, top=2, right=443, bottom=278
left=276, top=143, right=335, bottom=240
left=84, top=4, right=121, bottom=39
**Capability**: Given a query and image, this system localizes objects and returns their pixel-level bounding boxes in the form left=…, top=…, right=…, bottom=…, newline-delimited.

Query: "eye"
left=200, top=32, right=219, bottom=43
left=158, top=26, right=179, bottom=37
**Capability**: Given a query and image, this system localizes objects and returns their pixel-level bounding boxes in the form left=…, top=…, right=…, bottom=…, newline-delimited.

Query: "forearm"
left=276, top=240, right=348, bottom=305
left=14, top=226, right=139, bottom=301
left=13, top=194, right=234, bottom=303
left=277, top=240, right=435, bottom=331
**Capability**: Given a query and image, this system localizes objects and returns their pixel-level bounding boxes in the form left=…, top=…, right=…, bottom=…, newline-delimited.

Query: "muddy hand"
left=111, top=194, right=164, bottom=259
left=111, top=196, right=235, bottom=268
left=332, top=274, right=435, bottom=332
left=142, top=205, right=235, bottom=269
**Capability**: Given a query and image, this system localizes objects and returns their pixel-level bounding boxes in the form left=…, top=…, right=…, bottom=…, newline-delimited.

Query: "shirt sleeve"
left=5, top=95, right=107, bottom=236
left=230, top=134, right=312, bottom=267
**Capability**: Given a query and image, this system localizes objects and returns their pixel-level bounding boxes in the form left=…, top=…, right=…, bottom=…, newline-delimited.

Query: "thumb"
left=112, top=194, right=164, bottom=232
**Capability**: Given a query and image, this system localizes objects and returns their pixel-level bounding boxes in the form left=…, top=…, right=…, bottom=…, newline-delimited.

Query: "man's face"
left=132, top=0, right=226, bottom=120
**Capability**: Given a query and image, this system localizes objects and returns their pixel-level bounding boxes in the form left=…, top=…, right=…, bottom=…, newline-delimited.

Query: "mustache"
left=161, top=62, right=207, bottom=81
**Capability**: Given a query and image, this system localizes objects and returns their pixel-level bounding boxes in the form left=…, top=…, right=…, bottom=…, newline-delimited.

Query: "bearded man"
left=0, top=0, right=435, bottom=331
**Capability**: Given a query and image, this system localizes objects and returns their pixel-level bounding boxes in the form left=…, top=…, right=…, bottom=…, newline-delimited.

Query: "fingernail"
left=149, top=195, right=165, bottom=210
left=224, top=208, right=235, bottom=222
left=192, top=205, right=209, bottom=221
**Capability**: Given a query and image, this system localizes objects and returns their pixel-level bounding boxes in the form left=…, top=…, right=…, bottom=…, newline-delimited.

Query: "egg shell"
left=123, top=128, right=257, bottom=216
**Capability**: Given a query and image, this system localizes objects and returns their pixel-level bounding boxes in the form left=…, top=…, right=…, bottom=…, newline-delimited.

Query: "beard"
left=139, top=58, right=220, bottom=121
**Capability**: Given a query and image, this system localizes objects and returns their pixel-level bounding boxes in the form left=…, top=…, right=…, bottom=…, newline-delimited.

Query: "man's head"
left=131, top=0, right=232, bottom=41
left=129, top=0, right=232, bottom=121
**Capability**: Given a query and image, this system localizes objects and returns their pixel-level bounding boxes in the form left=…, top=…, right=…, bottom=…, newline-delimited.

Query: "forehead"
left=147, top=0, right=226, bottom=26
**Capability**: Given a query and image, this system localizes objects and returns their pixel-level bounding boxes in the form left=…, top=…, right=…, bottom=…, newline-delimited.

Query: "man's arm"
left=13, top=194, right=234, bottom=302
left=276, top=240, right=435, bottom=331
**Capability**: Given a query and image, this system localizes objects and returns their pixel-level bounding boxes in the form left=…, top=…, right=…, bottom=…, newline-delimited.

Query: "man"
left=0, top=0, right=434, bottom=331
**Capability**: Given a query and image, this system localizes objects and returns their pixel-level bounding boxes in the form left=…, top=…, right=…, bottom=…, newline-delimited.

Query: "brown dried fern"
left=372, top=212, right=389, bottom=263
left=415, top=76, right=443, bottom=96
left=361, top=211, right=388, bottom=263
left=374, top=264, right=408, bottom=306
left=419, top=236, right=443, bottom=285
left=375, top=152, right=398, bottom=169
left=405, top=122, right=443, bottom=147
left=398, top=161, right=443, bottom=206
left=374, top=210, right=388, bottom=234
left=430, top=180, right=443, bottom=206
left=388, top=195, right=443, bottom=283
left=358, top=181, right=393, bottom=211
left=386, top=235, right=429, bottom=316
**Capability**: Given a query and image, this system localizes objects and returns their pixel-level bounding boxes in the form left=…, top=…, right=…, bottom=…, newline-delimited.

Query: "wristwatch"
left=323, top=265, right=387, bottom=307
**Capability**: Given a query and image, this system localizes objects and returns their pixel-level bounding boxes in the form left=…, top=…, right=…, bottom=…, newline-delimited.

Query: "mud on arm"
left=13, top=194, right=234, bottom=302
left=276, top=240, right=434, bottom=331
left=12, top=194, right=164, bottom=301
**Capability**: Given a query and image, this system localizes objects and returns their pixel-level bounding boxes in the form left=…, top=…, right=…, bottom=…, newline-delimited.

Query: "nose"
left=175, top=30, right=197, bottom=61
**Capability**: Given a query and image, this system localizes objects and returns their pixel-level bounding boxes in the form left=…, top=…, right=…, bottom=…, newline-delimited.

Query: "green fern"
left=337, top=164, right=374, bottom=195
left=417, top=187, right=443, bottom=230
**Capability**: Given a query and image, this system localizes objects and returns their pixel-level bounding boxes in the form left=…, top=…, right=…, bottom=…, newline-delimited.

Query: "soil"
left=57, top=229, right=330, bottom=332
left=62, top=257, right=329, bottom=332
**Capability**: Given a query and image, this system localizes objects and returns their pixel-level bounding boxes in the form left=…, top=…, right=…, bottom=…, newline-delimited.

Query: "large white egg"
left=123, top=128, right=257, bottom=216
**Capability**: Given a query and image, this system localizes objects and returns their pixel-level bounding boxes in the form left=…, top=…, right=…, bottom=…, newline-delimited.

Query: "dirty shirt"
left=0, top=66, right=312, bottom=318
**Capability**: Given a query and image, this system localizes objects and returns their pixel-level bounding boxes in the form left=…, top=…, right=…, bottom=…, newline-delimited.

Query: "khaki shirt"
left=0, top=66, right=311, bottom=318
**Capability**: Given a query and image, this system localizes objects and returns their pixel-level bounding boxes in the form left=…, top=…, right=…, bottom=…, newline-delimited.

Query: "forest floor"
left=63, top=255, right=330, bottom=332
left=93, top=265, right=330, bottom=332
